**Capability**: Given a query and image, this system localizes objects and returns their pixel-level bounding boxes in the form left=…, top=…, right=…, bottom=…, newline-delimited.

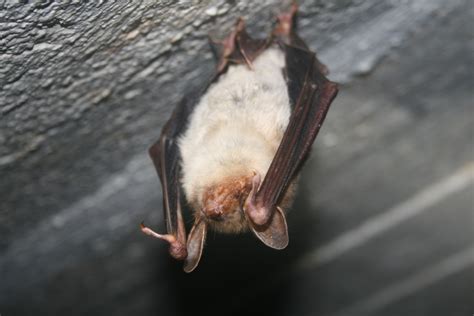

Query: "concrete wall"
left=1, top=1, right=472, bottom=315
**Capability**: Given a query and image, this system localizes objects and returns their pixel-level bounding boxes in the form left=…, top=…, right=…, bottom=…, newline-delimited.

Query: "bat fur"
left=179, top=48, right=293, bottom=233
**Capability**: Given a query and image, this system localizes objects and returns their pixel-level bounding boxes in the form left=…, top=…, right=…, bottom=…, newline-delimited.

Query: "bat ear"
left=183, top=220, right=207, bottom=273
left=249, top=206, right=289, bottom=250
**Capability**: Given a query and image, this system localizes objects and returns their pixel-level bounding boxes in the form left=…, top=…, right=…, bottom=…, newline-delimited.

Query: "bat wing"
left=147, top=88, right=210, bottom=271
left=147, top=98, right=189, bottom=261
left=145, top=18, right=269, bottom=272
left=245, top=10, right=339, bottom=248
left=146, top=5, right=338, bottom=269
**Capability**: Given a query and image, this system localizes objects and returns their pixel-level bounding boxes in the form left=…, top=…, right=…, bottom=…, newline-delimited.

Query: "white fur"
left=179, top=48, right=291, bottom=206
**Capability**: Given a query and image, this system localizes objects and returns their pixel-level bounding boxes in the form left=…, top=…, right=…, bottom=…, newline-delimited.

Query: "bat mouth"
left=201, top=204, right=225, bottom=222
left=203, top=208, right=242, bottom=223
left=201, top=206, right=248, bottom=233
left=208, top=214, right=225, bottom=222
left=200, top=175, right=254, bottom=231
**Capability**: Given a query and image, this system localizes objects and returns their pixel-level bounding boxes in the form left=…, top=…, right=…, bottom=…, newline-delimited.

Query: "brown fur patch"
left=198, top=175, right=297, bottom=233
left=202, top=175, right=253, bottom=219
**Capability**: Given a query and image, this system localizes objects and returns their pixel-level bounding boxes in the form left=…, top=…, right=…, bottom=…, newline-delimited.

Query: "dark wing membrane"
left=255, top=43, right=338, bottom=210
left=148, top=86, right=208, bottom=245
left=149, top=133, right=181, bottom=236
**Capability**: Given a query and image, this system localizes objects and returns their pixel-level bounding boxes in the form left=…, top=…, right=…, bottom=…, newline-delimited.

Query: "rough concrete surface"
left=1, top=0, right=473, bottom=315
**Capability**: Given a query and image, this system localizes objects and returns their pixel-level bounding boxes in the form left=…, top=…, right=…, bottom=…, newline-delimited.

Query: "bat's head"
left=201, top=174, right=253, bottom=233
left=198, top=172, right=289, bottom=250
left=184, top=172, right=289, bottom=272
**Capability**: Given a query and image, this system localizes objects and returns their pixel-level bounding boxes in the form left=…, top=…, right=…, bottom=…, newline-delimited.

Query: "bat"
left=141, top=4, right=338, bottom=272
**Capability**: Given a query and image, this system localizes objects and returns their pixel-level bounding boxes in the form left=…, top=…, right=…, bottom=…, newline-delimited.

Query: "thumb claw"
left=140, top=222, right=187, bottom=260
left=244, top=172, right=271, bottom=226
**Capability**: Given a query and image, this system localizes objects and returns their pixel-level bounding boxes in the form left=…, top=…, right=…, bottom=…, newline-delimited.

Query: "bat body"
left=179, top=47, right=292, bottom=234
left=141, top=5, right=338, bottom=272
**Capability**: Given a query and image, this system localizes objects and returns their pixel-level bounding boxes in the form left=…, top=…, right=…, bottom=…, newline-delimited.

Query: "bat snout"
left=203, top=204, right=225, bottom=221
left=199, top=175, right=255, bottom=232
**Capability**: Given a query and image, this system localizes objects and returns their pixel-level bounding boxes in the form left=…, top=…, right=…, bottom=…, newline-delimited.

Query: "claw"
left=244, top=172, right=271, bottom=226
left=140, top=222, right=187, bottom=260
left=140, top=222, right=175, bottom=242
left=242, top=175, right=289, bottom=249
left=214, top=18, right=246, bottom=72
left=273, top=3, right=298, bottom=37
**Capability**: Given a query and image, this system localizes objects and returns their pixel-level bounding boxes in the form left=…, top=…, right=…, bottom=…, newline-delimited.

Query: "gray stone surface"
left=1, top=0, right=473, bottom=315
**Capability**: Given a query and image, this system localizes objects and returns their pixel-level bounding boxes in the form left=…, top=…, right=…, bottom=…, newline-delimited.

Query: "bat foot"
left=212, top=17, right=268, bottom=73
left=273, top=3, right=298, bottom=37
left=212, top=18, right=245, bottom=72
left=140, top=222, right=187, bottom=260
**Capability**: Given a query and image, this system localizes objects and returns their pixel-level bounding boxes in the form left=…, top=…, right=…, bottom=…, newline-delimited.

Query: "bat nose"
left=204, top=205, right=224, bottom=221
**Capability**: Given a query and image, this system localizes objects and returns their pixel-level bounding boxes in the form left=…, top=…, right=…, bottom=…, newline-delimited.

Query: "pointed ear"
left=249, top=206, right=288, bottom=250
left=183, top=220, right=207, bottom=273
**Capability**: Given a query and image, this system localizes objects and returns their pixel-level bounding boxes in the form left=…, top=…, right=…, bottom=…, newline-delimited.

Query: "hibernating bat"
left=141, top=4, right=338, bottom=272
